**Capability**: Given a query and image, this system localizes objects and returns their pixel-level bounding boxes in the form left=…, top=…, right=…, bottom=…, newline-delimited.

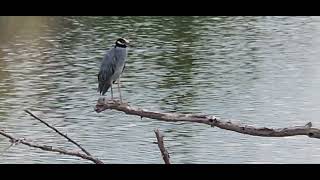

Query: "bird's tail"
left=98, top=82, right=111, bottom=96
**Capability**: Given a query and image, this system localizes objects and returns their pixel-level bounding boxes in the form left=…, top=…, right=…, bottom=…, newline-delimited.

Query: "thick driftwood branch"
left=25, top=110, right=91, bottom=156
left=95, top=98, right=320, bottom=139
left=154, top=129, right=170, bottom=164
left=0, top=129, right=103, bottom=164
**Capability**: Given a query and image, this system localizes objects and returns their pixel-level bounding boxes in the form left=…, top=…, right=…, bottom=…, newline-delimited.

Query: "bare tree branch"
left=0, top=129, right=104, bottom=164
left=154, top=129, right=170, bottom=164
left=25, top=110, right=91, bottom=156
left=95, top=98, right=320, bottom=139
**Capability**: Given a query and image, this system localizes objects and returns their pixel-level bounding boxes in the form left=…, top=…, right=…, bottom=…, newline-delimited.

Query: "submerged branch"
left=25, top=110, right=92, bottom=156
left=154, top=129, right=170, bottom=164
left=0, top=129, right=103, bottom=164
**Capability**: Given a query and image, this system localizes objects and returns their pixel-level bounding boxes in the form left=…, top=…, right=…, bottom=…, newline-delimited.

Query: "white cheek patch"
left=117, top=41, right=125, bottom=45
left=124, top=39, right=129, bottom=44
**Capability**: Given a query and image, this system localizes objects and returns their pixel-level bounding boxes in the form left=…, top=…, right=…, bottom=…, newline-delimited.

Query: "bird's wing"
left=97, top=51, right=118, bottom=95
left=98, top=52, right=116, bottom=83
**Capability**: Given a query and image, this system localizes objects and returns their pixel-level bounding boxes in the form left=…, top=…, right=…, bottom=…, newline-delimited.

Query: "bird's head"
left=115, top=38, right=130, bottom=48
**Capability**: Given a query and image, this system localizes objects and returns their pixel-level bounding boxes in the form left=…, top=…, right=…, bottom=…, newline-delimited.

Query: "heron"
left=98, top=38, right=130, bottom=103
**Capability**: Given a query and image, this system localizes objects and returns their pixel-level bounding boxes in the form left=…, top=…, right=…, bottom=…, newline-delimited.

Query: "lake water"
left=1, top=16, right=320, bottom=164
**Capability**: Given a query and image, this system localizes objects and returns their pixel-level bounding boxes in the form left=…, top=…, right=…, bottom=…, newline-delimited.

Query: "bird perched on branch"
left=98, top=38, right=130, bottom=103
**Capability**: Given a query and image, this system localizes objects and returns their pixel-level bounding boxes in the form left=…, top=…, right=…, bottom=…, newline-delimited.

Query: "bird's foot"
left=98, top=96, right=117, bottom=104
left=97, top=96, right=127, bottom=105
left=115, top=99, right=127, bottom=105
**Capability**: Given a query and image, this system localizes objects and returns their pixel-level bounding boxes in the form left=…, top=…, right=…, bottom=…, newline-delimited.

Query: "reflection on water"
left=1, top=16, right=320, bottom=163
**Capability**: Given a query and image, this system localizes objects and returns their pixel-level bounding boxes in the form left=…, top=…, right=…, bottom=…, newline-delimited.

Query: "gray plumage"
left=98, top=38, right=129, bottom=96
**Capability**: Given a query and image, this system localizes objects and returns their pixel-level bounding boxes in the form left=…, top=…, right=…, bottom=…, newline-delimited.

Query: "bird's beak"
left=126, top=40, right=132, bottom=47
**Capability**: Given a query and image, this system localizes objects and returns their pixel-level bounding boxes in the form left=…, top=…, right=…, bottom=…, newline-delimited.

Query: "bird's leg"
left=110, top=83, right=114, bottom=101
left=117, top=77, right=123, bottom=103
